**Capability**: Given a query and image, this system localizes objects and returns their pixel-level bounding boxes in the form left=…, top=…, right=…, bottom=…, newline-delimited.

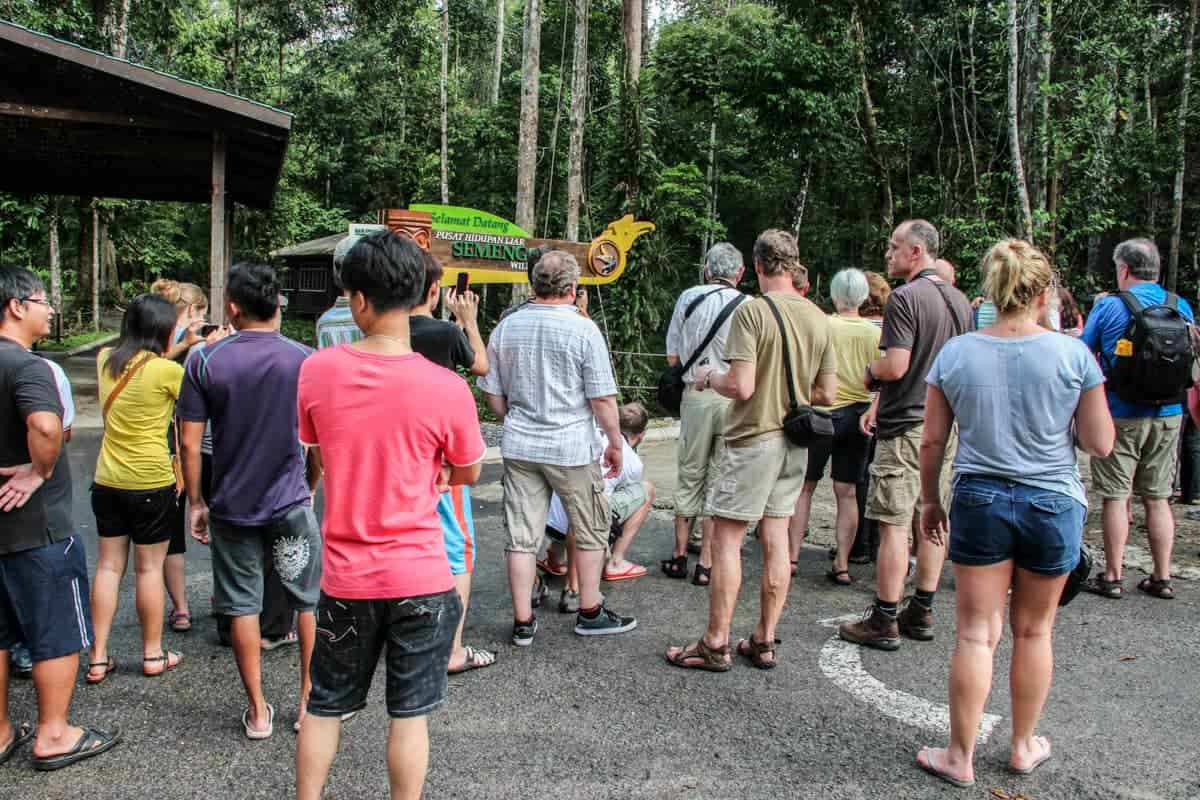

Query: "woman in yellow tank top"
left=85, top=295, right=185, bottom=684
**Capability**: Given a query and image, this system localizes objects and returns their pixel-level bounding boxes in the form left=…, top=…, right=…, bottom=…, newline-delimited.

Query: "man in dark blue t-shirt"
left=1081, top=238, right=1193, bottom=601
left=178, top=263, right=320, bottom=739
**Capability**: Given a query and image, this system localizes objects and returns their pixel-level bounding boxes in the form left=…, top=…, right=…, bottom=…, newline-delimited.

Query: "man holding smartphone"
left=409, top=252, right=493, bottom=674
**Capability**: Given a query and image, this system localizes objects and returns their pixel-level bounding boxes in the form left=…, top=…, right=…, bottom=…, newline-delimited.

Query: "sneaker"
left=511, top=616, right=538, bottom=647
left=838, top=605, right=901, bottom=651
left=574, top=606, right=638, bottom=636
left=897, top=598, right=934, bottom=641
left=558, top=589, right=580, bottom=614
left=531, top=577, right=549, bottom=609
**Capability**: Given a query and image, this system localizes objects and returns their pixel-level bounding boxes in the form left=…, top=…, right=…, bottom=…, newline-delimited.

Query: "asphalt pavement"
left=4, top=425, right=1200, bottom=799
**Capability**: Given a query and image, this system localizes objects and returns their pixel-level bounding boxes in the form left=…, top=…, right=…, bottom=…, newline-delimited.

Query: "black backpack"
left=1104, top=291, right=1195, bottom=406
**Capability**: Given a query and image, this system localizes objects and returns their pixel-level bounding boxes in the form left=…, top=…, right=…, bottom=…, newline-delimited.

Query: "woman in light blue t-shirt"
left=913, top=240, right=1115, bottom=789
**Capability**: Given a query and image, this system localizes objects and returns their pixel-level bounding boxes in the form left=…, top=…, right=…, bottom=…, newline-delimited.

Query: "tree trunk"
left=48, top=202, right=62, bottom=314
left=853, top=9, right=893, bottom=230
left=1169, top=0, right=1198, bottom=291
left=513, top=0, right=541, bottom=304
left=232, top=0, right=242, bottom=94
left=440, top=0, right=450, bottom=204
left=565, top=0, right=589, bottom=242
left=76, top=201, right=92, bottom=306
left=96, top=0, right=130, bottom=58
left=1035, top=0, right=1053, bottom=214
left=1020, top=0, right=1039, bottom=167
left=621, top=0, right=642, bottom=211
left=491, top=0, right=505, bottom=105
left=1146, top=63, right=1158, bottom=234
left=701, top=106, right=717, bottom=266
left=1007, top=0, right=1034, bottom=241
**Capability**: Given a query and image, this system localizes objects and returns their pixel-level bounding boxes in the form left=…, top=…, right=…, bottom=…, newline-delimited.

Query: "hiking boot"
left=898, top=598, right=934, bottom=641
left=838, top=605, right=900, bottom=651
left=574, top=606, right=638, bottom=636
left=558, top=589, right=580, bottom=614
left=511, top=616, right=538, bottom=647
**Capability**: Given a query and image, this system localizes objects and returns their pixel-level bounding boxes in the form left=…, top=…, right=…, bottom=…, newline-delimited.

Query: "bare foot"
left=1010, top=735, right=1052, bottom=774
left=32, top=724, right=86, bottom=759
left=916, top=747, right=975, bottom=787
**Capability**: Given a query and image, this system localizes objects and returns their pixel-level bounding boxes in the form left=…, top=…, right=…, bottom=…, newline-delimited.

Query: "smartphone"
left=455, top=273, right=469, bottom=296
left=199, top=323, right=220, bottom=337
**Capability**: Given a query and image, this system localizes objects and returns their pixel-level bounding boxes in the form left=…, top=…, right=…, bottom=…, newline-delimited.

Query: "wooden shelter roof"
left=271, top=233, right=346, bottom=259
left=0, top=20, right=291, bottom=208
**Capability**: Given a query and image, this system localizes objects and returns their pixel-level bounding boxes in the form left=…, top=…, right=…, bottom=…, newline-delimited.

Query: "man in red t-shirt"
left=294, top=232, right=485, bottom=800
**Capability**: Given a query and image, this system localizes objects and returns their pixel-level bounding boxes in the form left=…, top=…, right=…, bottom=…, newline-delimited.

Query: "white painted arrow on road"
left=817, top=613, right=1002, bottom=744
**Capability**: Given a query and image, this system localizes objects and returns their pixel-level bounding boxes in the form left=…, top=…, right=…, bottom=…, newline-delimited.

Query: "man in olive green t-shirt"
left=665, top=230, right=837, bottom=671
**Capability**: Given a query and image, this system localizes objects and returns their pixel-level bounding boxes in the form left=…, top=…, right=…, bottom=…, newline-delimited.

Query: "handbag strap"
left=101, top=351, right=156, bottom=422
left=917, top=271, right=967, bottom=337
left=684, top=285, right=728, bottom=320
left=680, top=294, right=747, bottom=375
left=761, top=295, right=800, bottom=411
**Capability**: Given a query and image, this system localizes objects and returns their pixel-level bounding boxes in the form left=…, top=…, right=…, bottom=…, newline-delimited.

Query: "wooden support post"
left=91, top=201, right=100, bottom=331
left=210, top=131, right=228, bottom=325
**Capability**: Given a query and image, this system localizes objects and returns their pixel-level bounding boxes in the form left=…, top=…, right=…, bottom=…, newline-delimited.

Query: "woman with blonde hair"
left=150, top=278, right=217, bottom=632
left=914, top=239, right=1114, bottom=787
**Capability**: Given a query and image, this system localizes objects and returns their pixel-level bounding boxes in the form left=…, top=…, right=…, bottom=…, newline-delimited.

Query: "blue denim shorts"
left=948, top=475, right=1085, bottom=576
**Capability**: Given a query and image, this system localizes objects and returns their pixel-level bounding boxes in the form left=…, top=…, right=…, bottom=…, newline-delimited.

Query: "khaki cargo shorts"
left=610, top=481, right=649, bottom=524
left=1091, top=415, right=1183, bottom=500
left=705, top=433, right=807, bottom=522
left=865, top=424, right=956, bottom=528
left=674, top=388, right=731, bottom=518
left=502, top=459, right=610, bottom=552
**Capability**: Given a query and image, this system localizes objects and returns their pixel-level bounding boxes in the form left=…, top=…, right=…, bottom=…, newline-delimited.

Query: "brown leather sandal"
left=736, top=636, right=779, bottom=670
left=664, top=638, right=731, bottom=672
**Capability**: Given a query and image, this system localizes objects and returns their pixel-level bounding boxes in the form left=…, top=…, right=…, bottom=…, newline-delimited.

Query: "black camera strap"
left=762, top=294, right=800, bottom=411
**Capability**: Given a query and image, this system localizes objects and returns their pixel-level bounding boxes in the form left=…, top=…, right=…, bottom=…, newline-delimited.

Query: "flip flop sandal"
left=603, top=563, right=648, bottom=582
left=536, top=557, right=567, bottom=577
left=916, top=747, right=975, bottom=788
left=448, top=646, right=497, bottom=675
left=32, top=727, right=121, bottom=771
left=691, top=564, right=711, bottom=586
left=736, top=636, right=780, bottom=670
left=1008, top=737, right=1052, bottom=775
left=168, top=610, right=192, bottom=632
left=827, top=569, right=855, bottom=586
left=243, top=704, right=275, bottom=740
left=664, top=639, right=731, bottom=672
left=0, top=722, right=35, bottom=765
left=142, top=651, right=182, bottom=677
left=85, top=656, right=117, bottom=685
left=660, top=555, right=688, bottom=579
left=1137, top=576, right=1175, bottom=599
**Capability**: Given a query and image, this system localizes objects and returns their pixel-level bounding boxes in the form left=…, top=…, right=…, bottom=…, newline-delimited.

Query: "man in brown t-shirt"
left=839, top=220, right=973, bottom=651
left=665, top=230, right=837, bottom=671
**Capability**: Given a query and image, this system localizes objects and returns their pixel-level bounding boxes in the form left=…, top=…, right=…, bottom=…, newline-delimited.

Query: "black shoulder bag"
left=657, top=288, right=746, bottom=415
left=762, top=295, right=834, bottom=447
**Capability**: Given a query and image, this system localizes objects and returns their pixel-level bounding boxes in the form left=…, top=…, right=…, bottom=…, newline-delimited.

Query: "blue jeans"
left=948, top=476, right=1085, bottom=576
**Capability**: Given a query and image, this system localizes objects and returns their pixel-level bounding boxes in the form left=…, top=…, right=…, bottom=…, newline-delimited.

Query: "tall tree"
left=1034, top=0, right=1053, bottom=214
left=515, top=0, right=541, bottom=234
left=440, top=0, right=450, bottom=204
left=48, top=201, right=62, bottom=315
left=621, top=0, right=642, bottom=211
left=853, top=8, right=892, bottom=230
left=565, top=0, right=589, bottom=241
left=1170, top=0, right=1198, bottom=291
left=491, top=0, right=504, bottom=105
left=1008, top=0, right=1034, bottom=241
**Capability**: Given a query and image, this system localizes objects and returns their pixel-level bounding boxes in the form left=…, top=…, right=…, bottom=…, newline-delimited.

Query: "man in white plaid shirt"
left=480, top=251, right=637, bottom=645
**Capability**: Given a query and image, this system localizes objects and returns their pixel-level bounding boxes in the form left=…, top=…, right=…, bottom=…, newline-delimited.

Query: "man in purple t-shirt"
left=177, top=263, right=320, bottom=740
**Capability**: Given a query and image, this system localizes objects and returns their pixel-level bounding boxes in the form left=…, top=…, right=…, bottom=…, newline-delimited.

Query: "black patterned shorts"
left=209, top=504, right=322, bottom=616
left=307, top=589, right=462, bottom=719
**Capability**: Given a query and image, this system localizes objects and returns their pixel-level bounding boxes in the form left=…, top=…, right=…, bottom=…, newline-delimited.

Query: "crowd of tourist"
left=0, top=214, right=1196, bottom=795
